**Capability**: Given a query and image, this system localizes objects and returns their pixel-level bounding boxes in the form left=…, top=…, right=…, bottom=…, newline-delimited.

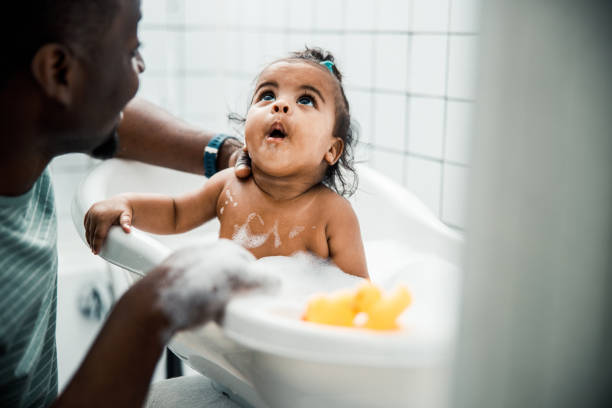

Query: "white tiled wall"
left=47, top=0, right=479, bottom=387
left=50, top=0, right=480, bottom=242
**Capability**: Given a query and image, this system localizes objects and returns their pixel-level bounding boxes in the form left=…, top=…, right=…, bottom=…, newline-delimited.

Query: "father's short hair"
left=2, top=0, right=119, bottom=88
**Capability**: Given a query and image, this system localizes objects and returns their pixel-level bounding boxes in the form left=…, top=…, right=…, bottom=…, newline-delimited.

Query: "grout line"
left=141, top=60, right=474, bottom=93
left=341, top=0, right=347, bottom=32
left=361, top=143, right=469, bottom=168
left=140, top=23, right=478, bottom=37
left=402, top=0, right=414, bottom=187
left=338, top=86, right=475, bottom=102
left=284, top=1, right=291, bottom=50
left=402, top=93, right=411, bottom=187
left=368, top=30, right=377, bottom=148
left=311, top=0, right=317, bottom=32
left=142, top=68, right=475, bottom=104
left=442, top=220, right=464, bottom=232
left=439, top=0, right=455, bottom=220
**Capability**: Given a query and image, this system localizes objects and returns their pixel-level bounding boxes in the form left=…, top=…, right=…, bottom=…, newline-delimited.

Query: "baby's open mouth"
left=268, top=129, right=286, bottom=139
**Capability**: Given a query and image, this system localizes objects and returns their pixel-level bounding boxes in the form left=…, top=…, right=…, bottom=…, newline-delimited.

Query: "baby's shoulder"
left=208, top=168, right=243, bottom=192
left=314, top=183, right=348, bottom=200
left=311, top=185, right=353, bottom=213
left=213, top=169, right=261, bottom=203
left=312, top=188, right=360, bottom=235
left=209, top=168, right=236, bottom=184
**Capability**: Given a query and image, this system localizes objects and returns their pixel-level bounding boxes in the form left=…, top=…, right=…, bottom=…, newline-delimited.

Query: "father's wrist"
left=120, top=271, right=174, bottom=345
left=216, top=136, right=243, bottom=171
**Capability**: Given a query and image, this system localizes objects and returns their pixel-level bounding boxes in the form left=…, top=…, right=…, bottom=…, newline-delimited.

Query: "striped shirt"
left=0, top=169, right=58, bottom=407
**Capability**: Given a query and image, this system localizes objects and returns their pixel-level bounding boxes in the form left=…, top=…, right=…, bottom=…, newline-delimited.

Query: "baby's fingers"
left=91, top=223, right=110, bottom=255
left=84, top=212, right=98, bottom=251
left=119, top=211, right=132, bottom=233
left=84, top=213, right=92, bottom=249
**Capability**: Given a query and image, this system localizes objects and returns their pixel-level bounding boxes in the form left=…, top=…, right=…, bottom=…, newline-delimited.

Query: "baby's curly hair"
left=230, top=47, right=358, bottom=197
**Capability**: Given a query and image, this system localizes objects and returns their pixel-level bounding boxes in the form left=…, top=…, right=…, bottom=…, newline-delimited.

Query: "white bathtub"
left=72, top=159, right=463, bottom=408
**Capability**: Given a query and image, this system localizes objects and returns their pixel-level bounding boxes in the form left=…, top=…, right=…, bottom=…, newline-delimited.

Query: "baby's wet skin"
left=216, top=180, right=333, bottom=260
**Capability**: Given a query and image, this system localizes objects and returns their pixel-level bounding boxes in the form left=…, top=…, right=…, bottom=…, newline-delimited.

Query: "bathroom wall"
left=50, top=0, right=479, bottom=231
left=136, top=0, right=480, bottom=230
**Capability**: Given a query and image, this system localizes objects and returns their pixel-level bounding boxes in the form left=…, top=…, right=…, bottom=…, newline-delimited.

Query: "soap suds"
left=156, top=240, right=461, bottom=344
left=247, top=252, right=363, bottom=302
left=226, top=189, right=234, bottom=203
left=232, top=213, right=270, bottom=248
left=244, top=244, right=460, bottom=331
left=271, top=220, right=281, bottom=248
left=289, top=226, right=305, bottom=239
left=220, top=207, right=224, bottom=215
left=155, top=240, right=279, bottom=342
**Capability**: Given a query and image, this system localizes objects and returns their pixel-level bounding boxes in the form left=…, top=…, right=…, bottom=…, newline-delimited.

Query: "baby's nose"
left=272, top=101, right=289, bottom=114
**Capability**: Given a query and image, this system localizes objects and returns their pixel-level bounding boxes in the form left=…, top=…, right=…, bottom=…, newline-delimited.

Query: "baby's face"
left=244, top=60, right=340, bottom=179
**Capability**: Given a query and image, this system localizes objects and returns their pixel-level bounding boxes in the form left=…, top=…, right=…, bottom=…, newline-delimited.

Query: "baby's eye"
left=297, top=95, right=314, bottom=106
left=260, top=91, right=275, bottom=102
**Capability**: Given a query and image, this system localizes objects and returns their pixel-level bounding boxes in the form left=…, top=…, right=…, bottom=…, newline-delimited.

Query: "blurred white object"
left=454, top=1, right=612, bottom=407
left=72, top=159, right=463, bottom=408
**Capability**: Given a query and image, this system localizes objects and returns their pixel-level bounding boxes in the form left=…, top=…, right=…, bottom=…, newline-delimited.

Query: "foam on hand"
left=155, top=239, right=279, bottom=341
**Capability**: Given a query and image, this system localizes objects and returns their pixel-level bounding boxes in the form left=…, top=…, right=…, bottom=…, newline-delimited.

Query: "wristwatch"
left=204, top=134, right=240, bottom=178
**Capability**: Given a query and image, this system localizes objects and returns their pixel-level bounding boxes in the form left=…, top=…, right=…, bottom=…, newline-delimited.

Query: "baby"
left=85, top=48, right=368, bottom=278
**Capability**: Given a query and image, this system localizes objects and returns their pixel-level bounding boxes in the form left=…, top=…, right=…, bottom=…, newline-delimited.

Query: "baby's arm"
left=84, top=169, right=232, bottom=254
left=325, top=197, right=369, bottom=279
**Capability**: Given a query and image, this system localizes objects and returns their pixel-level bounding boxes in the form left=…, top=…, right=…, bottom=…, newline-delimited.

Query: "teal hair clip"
left=320, top=60, right=334, bottom=74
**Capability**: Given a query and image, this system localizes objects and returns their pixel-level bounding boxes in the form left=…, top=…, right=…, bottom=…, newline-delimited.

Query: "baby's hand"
left=84, top=197, right=133, bottom=254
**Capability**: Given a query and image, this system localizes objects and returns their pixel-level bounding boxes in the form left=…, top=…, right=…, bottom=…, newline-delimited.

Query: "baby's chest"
left=217, top=204, right=328, bottom=258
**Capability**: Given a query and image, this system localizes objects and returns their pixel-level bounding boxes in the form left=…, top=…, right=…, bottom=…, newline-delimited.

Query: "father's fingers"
left=151, top=240, right=271, bottom=331
left=234, top=151, right=251, bottom=179
left=226, top=268, right=280, bottom=293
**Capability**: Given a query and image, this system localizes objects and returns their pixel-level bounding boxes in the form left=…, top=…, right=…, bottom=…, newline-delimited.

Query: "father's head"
left=2, top=0, right=145, bottom=158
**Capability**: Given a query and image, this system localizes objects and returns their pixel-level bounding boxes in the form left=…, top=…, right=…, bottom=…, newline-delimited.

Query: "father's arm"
left=116, top=98, right=245, bottom=175
left=53, top=241, right=271, bottom=408
left=52, top=267, right=169, bottom=408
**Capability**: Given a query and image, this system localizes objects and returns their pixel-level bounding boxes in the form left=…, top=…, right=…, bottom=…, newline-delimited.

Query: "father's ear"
left=324, top=137, right=344, bottom=165
left=31, top=43, right=80, bottom=106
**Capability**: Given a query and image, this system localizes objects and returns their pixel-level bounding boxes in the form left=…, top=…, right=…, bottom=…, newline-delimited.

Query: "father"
left=1, top=0, right=258, bottom=406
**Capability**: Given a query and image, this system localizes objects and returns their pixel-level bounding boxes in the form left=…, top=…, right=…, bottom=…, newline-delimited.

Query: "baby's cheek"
left=243, top=113, right=258, bottom=146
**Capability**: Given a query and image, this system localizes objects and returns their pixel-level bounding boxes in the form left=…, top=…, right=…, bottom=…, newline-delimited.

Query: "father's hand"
left=229, top=145, right=251, bottom=179
left=217, top=135, right=250, bottom=178
left=145, top=239, right=276, bottom=338
left=53, top=239, right=275, bottom=407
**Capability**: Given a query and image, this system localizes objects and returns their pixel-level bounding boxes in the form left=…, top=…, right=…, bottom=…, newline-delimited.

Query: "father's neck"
left=0, top=153, right=50, bottom=196
left=0, top=86, right=51, bottom=196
